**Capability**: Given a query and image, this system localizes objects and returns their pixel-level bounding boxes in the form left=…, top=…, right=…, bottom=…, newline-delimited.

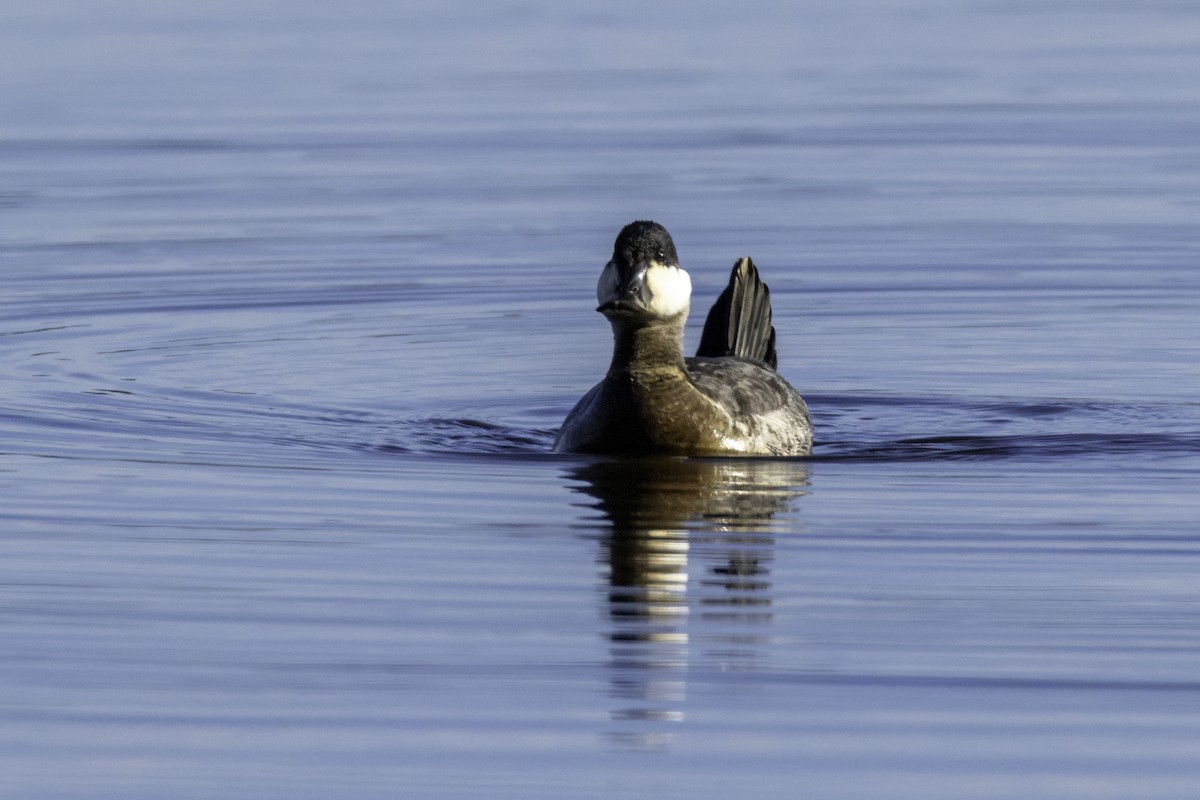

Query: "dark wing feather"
left=695, top=257, right=778, bottom=369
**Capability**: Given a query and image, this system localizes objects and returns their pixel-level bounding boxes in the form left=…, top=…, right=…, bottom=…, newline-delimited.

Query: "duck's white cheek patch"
left=595, top=261, right=619, bottom=306
left=645, top=264, right=691, bottom=317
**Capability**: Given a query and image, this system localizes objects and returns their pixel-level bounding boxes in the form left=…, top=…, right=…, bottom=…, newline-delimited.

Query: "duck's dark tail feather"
left=696, top=257, right=778, bottom=369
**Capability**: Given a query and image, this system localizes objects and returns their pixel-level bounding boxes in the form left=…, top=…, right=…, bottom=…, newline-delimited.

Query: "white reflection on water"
left=567, top=457, right=810, bottom=748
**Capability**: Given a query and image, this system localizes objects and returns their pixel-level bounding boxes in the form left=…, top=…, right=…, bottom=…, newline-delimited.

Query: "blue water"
left=3, top=1, right=1200, bottom=798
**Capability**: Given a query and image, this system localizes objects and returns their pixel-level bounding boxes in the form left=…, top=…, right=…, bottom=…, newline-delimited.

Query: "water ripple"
left=816, top=432, right=1200, bottom=462
left=4, top=380, right=1196, bottom=464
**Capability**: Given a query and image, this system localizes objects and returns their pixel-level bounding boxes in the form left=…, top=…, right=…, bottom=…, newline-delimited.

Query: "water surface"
left=2, top=1, right=1199, bottom=798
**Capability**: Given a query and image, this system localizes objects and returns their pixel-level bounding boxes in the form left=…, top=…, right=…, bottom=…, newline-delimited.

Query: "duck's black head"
left=611, top=220, right=679, bottom=268
left=596, top=220, right=691, bottom=321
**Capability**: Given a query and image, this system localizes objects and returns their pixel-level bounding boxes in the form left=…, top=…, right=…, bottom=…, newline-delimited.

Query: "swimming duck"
left=554, top=221, right=812, bottom=456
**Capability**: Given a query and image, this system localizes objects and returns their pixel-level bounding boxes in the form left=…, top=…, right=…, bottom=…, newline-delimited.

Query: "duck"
left=554, top=220, right=812, bottom=456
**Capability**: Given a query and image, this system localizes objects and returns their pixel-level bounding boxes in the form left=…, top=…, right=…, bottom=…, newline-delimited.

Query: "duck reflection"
left=565, top=457, right=809, bottom=749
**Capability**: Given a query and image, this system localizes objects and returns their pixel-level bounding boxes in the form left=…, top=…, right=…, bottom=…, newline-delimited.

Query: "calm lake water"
left=3, top=1, right=1200, bottom=797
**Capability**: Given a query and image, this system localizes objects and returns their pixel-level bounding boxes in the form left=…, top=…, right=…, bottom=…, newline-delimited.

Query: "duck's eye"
left=656, top=250, right=665, bottom=261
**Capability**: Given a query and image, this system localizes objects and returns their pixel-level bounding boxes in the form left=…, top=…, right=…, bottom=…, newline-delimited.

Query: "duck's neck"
left=606, top=315, right=688, bottom=379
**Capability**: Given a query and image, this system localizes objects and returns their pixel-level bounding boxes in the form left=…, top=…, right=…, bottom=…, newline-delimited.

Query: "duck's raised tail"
left=696, top=257, right=778, bottom=369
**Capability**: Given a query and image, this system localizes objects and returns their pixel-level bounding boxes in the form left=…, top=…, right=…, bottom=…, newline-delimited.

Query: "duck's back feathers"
left=685, top=356, right=796, bottom=419
left=696, top=257, right=778, bottom=369
left=685, top=356, right=812, bottom=455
